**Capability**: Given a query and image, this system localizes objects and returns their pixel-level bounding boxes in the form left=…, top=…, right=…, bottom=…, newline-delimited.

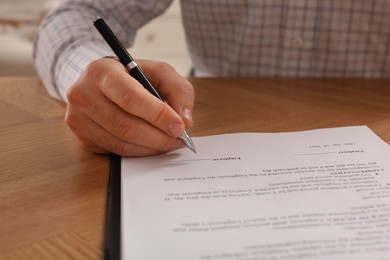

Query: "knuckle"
left=83, top=142, right=107, bottom=154
left=64, top=109, right=78, bottom=130
left=83, top=59, right=114, bottom=92
left=66, top=85, right=76, bottom=103
left=175, top=77, right=194, bottom=97
left=145, top=60, right=175, bottom=79
left=157, top=61, right=176, bottom=75
left=121, top=88, right=141, bottom=108
left=113, top=140, right=130, bottom=156
left=159, top=61, right=174, bottom=70
left=115, top=120, right=137, bottom=140
left=100, top=66, right=117, bottom=88
left=150, top=103, right=167, bottom=125
left=66, top=84, right=83, bottom=106
left=84, top=60, right=104, bottom=81
left=182, top=80, right=194, bottom=95
left=156, top=137, right=176, bottom=152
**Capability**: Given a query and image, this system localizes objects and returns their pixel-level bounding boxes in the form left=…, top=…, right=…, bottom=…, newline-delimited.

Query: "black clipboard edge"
left=104, top=153, right=121, bottom=260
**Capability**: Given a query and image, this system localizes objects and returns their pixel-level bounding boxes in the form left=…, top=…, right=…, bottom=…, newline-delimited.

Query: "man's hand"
left=65, top=58, right=194, bottom=156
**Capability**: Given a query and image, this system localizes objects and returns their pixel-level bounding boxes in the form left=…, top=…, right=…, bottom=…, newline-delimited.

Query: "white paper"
left=121, top=126, right=390, bottom=260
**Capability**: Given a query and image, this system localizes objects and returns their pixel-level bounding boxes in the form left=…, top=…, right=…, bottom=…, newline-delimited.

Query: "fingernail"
left=182, top=108, right=193, bottom=122
left=169, top=122, right=184, bottom=137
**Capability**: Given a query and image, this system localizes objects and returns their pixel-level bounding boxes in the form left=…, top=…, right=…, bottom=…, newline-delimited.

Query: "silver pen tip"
left=180, top=131, right=197, bottom=153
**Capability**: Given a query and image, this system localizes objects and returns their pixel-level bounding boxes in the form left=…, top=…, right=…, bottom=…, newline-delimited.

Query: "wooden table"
left=1, top=77, right=390, bottom=259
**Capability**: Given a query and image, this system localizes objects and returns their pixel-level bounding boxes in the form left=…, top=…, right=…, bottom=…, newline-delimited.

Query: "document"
left=121, top=126, right=390, bottom=260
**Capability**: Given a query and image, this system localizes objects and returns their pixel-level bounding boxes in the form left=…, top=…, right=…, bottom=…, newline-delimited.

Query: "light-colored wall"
left=0, top=0, right=57, bottom=76
left=0, top=26, right=36, bottom=76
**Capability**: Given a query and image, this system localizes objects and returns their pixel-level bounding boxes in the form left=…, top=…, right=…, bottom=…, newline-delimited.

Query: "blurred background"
left=0, top=0, right=191, bottom=76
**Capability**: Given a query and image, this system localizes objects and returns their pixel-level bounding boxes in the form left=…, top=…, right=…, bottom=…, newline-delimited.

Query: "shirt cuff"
left=55, top=42, right=114, bottom=102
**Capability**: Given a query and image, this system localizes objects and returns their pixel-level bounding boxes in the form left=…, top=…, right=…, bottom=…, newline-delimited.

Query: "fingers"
left=66, top=92, right=184, bottom=156
left=65, top=57, right=194, bottom=156
left=97, top=59, right=188, bottom=138
left=66, top=109, right=177, bottom=156
left=137, top=60, right=195, bottom=129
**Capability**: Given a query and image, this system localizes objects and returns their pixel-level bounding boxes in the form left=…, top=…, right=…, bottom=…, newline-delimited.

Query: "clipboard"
left=104, top=153, right=121, bottom=260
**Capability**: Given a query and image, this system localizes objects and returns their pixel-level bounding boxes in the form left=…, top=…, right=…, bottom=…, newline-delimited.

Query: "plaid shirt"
left=34, top=0, right=390, bottom=100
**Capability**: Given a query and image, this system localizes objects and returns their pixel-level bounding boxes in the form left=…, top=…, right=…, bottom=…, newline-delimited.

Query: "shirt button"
left=294, top=37, right=304, bottom=48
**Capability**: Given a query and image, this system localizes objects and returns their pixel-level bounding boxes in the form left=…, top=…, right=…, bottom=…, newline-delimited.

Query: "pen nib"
left=180, top=131, right=197, bottom=153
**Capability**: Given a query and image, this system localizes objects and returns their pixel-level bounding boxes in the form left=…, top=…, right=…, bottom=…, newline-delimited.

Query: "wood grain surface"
left=1, top=77, right=390, bottom=259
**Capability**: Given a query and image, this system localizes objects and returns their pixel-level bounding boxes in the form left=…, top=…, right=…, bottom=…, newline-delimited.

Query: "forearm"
left=33, top=0, right=173, bottom=101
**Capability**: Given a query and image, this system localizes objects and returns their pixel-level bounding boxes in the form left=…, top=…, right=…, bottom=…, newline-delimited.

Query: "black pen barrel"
left=93, top=17, right=133, bottom=66
left=129, top=66, right=163, bottom=100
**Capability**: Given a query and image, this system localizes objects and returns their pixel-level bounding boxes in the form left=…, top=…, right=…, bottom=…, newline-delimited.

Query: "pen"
left=93, top=17, right=196, bottom=153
